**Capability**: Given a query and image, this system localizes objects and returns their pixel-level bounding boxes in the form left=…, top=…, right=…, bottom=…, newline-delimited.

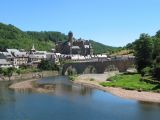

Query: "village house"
left=28, top=44, right=48, bottom=66
left=0, top=53, right=12, bottom=68
left=6, top=49, right=28, bottom=67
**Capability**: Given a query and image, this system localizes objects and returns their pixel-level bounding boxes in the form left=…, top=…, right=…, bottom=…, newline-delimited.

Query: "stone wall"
left=62, top=59, right=135, bottom=75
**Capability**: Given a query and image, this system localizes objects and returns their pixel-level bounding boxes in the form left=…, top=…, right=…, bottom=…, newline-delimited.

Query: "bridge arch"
left=64, top=65, right=77, bottom=75
left=104, top=64, right=119, bottom=73
left=62, top=58, right=135, bottom=75
left=83, top=65, right=97, bottom=74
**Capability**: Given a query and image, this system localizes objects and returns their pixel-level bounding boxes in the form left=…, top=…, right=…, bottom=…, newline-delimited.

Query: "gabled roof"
left=7, top=49, right=19, bottom=53
left=72, top=46, right=80, bottom=49
left=0, top=53, right=6, bottom=59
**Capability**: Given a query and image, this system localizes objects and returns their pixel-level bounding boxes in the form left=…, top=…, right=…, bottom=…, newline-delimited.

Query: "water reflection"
left=36, top=76, right=93, bottom=97
left=0, top=76, right=160, bottom=120
left=0, top=82, right=16, bottom=104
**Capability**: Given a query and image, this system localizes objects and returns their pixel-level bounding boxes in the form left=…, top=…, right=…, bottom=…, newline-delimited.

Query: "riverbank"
left=9, top=79, right=36, bottom=89
left=9, top=72, right=160, bottom=103
left=9, top=71, right=58, bottom=93
left=73, top=73, right=160, bottom=103
left=9, top=78, right=55, bottom=93
left=0, top=70, right=58, bottom=81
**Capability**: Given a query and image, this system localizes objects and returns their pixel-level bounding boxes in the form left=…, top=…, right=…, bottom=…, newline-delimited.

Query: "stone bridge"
left=62, top=58, right=135, bottom=75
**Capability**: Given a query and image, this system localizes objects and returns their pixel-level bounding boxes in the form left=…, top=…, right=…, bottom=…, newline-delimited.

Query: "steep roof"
left=0, top=53, right=6, bottom=59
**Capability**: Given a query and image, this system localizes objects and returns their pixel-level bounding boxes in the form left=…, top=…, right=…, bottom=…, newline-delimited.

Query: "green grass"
left=68, top=75, right=77, bottom=81
left=100, top=73, right=160, bottom=92
left=19, top=68, right=41, bottom=74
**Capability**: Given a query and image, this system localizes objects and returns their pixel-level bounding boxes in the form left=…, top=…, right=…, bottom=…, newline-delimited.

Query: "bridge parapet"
left=63, top=56, right=135, bottom=63
left=62, top=58, right=135, bottom=75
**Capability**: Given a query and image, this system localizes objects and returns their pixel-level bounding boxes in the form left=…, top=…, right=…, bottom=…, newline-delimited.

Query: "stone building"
left=28, top=45, right=47, bottom=66
left=0, top=53, right=12, bottom=68
left=6, top=49, right=28, bottom=67
left=55, top=31, right=93, bottom=56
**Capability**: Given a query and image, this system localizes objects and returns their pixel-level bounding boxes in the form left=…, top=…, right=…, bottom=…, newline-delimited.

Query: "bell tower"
left=68, top=31, right=73, bottom=55
left=68, top=31, right=73, bottom=45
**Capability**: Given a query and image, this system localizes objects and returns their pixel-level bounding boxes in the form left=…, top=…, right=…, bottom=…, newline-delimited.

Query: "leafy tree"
left=152, top=56, right=160, bottom=80
left=2, top=67, right=15, bottom=81
left=134, top=33, right=153, bottom=73
left=152, top=31, right=160, bottom=60
left=141, top=67, right=152, bottom=77
left=153, top=65, right=160, bottom=80
left=38, top=60, right=59, bottom=71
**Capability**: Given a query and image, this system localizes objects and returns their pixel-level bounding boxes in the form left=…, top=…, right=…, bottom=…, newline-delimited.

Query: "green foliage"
left=0, top=23, right=61, bottom=51
left=37, top=60, right=59, bottom=71
left=134, top=33, right=153, bottom=73
left=0, top=23, right=119, bottom=54
left=100, top=73, right=160, bottom=91
left=68, top=75, right=77, bottom=81
left=127, top=30, right=160, bottom=81
left=26, top=31, right=67, bottom=42
left=153, top=63, right=160, bottom=80
left=141, top=76, right=160, bottom=84
left=89, top=40, right=120, bottom=54
left=15, top=69, right=21, bottom=75
left=152, top=45, right=160, bottom=80
left=67, top=67, right=77, bottom=76
left=2, top=67, right=15, bottom=80
left=125, top=43, right=134, bottom=49
left=16, top=67, right=40, bottom=74
left=141, top=67, right=153, bottom=77
left=152, top=38, right=160, bottom=60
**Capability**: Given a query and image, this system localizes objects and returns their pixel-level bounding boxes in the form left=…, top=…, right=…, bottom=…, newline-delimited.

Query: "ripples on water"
left=0, top=76, right=160, bottom=120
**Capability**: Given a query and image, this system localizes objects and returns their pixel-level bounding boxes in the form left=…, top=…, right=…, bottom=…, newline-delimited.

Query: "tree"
left=152, top=31, right=160, bottom=60
left=134, top=33, right=153, bottom=73
left=126, top=43, right=134, bottom=49
left=3, top=67, right=15, bottom=81
left=16, top=68, right=22, bottom=79
left=38, top=60, right=59, bottom=71
left=153, top=56, right=160, bottom=80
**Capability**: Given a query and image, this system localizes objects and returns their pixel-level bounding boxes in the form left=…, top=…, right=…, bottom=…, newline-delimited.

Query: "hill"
left=89, top=40, right=120, bottom=54
left=0, top=23, right=119, bottom=53
left=0, top=23, right=63, bottom=51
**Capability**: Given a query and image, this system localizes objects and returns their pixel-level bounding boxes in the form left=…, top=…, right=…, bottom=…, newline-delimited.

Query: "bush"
left=141, top=67, right=152, bottom=77
left=153, top=63, right=160, bottom=80
left=67, top=67, right=77, bottom=76
left=141, top=77, right=160, bottom=84
left=38, top=60, right=59, bottom=71
left=68, top=75, right=77, bottom=81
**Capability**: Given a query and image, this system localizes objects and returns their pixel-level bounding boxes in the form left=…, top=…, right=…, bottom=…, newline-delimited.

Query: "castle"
left=55, top=31, right=93, bottom=56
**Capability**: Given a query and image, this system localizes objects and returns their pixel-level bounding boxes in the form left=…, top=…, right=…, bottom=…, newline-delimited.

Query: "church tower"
left=68, top=31, right=73, bottom=45
left=68, top=31, right=73, bottom=55
left=30, top=44, right=36, bottom=54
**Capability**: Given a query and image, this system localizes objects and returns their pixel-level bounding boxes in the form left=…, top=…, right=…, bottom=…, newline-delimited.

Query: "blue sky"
left=0, top=0, right=160, bottom=47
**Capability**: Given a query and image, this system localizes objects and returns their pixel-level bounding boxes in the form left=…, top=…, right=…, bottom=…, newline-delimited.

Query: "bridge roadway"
left=62, top=57, right=135, bottom=75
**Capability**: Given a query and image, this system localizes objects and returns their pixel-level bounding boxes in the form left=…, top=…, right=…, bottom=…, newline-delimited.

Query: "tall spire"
left=31, top=44, right=35, bottom=51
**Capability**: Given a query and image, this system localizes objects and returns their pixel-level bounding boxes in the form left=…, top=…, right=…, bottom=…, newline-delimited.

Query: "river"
left=0, top=76, right=160, bottom=120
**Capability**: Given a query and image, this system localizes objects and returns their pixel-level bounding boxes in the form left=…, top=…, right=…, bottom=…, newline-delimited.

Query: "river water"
left=0, top=76, right=160, bottom=120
